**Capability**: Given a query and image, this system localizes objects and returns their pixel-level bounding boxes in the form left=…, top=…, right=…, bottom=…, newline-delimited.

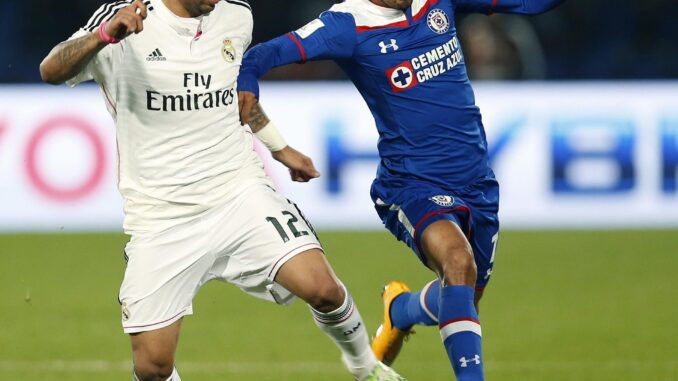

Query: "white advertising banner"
left=1, top=82, right=677, bottom=231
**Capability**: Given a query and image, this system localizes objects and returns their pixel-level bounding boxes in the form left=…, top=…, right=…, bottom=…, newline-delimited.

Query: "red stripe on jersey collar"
left=356, top=19, right=410, bottom=33
left=357, top=0, right=441, bottom=32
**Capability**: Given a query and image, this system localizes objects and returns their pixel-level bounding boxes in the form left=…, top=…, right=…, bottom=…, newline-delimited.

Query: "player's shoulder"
left=211, top=0, right=252, bottom=27
left=220, top=0, right=251, bottom=13
left=328, top=0, right=366, bottom=18
left=82, top=0, right=154, bottom=33
left=210, top=0, right=253, bottom=39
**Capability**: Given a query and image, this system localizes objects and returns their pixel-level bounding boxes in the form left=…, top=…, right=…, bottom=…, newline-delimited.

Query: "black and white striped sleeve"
left=65, top=1, right=152, bottom=86
left=81, top=0, right=153, bottom=33
left=224, top=0, right=251, bottom=11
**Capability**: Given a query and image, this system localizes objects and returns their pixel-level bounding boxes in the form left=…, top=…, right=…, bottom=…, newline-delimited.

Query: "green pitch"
left=0, top=231, right=676, bottom=381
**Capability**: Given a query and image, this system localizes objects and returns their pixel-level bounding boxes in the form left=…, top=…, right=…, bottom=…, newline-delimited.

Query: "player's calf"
left=274, top=249, right=391, bottom=379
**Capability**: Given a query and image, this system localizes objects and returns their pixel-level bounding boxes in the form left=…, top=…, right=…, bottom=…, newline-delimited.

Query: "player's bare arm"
left=39, top=0, right=148, bottom=85
left=245, top=101, right=320, bottom=182
left=369, top=0, right=413, bottom=11
left=246, top=102, right=270, bottom=133
left=238, top=90, right=258, bottom=126
left=39, top=33, right=105, bottom=85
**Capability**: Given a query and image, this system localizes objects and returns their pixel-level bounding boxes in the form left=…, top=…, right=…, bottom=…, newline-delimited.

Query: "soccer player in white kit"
left=39, top=1, right=406, bottom=380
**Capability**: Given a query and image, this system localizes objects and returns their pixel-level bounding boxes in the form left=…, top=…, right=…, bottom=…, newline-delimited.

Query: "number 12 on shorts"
left=266, top=211, right=309, bottom=243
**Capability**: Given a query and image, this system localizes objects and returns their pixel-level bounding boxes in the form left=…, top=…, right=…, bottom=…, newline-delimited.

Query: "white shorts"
left=118, top=183, right=322, bottom=333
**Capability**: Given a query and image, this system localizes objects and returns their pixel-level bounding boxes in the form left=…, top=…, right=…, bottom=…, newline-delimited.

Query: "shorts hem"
left=267, top=242, right=324, bottom=281
left=122, top=306, right=193, bottom=334
left=413, top=206, right=471, bottom=241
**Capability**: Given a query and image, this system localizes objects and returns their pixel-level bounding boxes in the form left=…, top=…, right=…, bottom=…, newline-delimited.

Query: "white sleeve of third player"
left=65, top=1, right=127, bottom=87
left=64, top=29, right=117, bottom=87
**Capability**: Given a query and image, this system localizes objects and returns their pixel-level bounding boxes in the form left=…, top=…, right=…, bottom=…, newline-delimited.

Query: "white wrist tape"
left=255, top=122, right=287, bottom=152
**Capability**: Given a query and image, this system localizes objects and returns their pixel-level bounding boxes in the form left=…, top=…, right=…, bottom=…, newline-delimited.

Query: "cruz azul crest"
left=430, top=195, right=455, bottom=207
left=427, top=9, right=450, bottom=34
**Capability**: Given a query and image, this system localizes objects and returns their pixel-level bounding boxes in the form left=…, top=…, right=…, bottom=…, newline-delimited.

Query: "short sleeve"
left=65, top=2, right=124, bottom=87
left=290, top=11, right=358, bottom=61
left=240, top=7, right=254, bottom=50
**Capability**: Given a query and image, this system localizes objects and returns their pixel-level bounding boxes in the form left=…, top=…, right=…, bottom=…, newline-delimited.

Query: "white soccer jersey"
left=68, top=0, right=270, bottom=233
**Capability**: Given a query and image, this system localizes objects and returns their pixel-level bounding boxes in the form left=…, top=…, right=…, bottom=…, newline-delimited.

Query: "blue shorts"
left=370, top=176, right=500, bottom=290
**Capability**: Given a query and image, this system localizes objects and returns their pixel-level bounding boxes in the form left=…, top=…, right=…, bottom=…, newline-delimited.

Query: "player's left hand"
left=238, top=91, right=258, bottom=125
left=272, top=146, right=320, bottom=182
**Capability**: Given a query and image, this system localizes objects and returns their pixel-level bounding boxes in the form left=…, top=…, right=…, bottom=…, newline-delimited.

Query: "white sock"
left=167, top=368, right=181, bottom=381
left=132, top=367, right=181, bottom=381
left=310, top=284, right=378, bottom=380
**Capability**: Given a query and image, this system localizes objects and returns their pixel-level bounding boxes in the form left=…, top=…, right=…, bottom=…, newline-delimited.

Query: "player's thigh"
left=372, top=183, right=473, bottom=267
left=274, top=248, right=343, bottom=306
left=418, top=219, right=475, bottom=279
left=120, top=220, right=214, bottom=334
left=210, top=184, right=323, bottom=304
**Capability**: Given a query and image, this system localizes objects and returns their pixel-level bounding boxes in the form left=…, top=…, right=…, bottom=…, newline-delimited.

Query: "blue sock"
left=438, top=285, right=484, bottom=381
left=391, top=280, right=439, bottom=329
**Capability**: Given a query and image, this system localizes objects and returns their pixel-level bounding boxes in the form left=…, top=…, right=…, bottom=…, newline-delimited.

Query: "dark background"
left=1, top=0, right=677, bottom=82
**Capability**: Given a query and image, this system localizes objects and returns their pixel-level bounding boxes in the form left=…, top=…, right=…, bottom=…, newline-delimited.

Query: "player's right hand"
left=105, top=0, right=148, bottom=40
left=272, top=146, right=321, bottom=183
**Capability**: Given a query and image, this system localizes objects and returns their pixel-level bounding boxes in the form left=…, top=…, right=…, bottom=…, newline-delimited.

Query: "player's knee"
left=306, top=279, right=345, bottom=313
left=439, top=243, right=477, bottom=285
left=134, top=363, right=173, bottom=381
left=133, top=351, right=174, bottom=381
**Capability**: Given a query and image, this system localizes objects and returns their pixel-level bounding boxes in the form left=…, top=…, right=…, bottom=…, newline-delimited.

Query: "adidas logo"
left=146, top=48, right=167, bottom=62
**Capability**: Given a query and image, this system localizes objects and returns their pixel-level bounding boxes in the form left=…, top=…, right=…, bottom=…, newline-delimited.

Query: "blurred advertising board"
left=1, top=82, right=677, bottom=231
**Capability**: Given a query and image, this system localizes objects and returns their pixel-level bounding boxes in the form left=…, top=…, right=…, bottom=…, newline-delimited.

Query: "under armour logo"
left=459, top=355, right=481, bottom=367
left=379, top=39, right=399, bottom=53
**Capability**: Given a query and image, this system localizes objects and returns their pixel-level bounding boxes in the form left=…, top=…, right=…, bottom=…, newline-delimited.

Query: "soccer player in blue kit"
left=237, top=0, right=566, bottom=379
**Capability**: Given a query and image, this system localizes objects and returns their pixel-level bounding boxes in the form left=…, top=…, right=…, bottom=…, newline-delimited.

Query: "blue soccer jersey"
left=239, top=0, right=564, bottom=188
left=238, top=0, right=564, bottom=286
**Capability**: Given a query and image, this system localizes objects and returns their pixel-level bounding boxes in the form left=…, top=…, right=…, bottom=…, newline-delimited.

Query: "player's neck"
left=368, top=0, right=412, bottom=11
left=369, top=0, right=387, bottom=6
left=162, top=0, right=201, bottom=18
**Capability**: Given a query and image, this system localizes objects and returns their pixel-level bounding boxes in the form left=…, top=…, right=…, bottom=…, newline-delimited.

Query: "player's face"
left=378, top=0, right=413, bottom=10
left=179, top=0, right=221, bottom=16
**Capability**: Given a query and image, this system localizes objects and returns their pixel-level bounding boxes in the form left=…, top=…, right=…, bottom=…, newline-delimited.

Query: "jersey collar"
left=151, top=0, right=205, bottom=37
left=362, top=0, right=406, bottom=17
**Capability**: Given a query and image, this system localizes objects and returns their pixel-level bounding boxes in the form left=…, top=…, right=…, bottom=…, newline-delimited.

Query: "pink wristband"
left=98, top=21, right=121, bottom=44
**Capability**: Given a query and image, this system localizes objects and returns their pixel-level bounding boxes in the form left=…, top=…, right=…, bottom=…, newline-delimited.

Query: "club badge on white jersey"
left=222, top=39, right=237, bottom=62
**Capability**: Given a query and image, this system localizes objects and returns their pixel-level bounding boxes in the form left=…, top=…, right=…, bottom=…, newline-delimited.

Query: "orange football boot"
left=371, top=280, right=413, bottom=366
